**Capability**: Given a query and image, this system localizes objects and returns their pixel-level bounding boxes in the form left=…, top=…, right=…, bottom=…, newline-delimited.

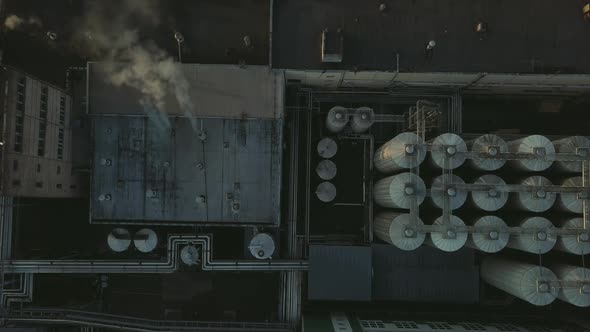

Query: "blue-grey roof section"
left=91, top=115, right=282, bottom=225
left=308, top=245, right=372, bottom=301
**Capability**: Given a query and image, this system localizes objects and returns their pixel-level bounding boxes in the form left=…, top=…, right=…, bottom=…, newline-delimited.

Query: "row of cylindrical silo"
left=326, top=106, right=375, bottom=134
left=481, top=257, right=590, bottom=307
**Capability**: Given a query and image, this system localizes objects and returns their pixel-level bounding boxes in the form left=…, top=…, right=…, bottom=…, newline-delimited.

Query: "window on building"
left=12, top=160, right=18, bottom=171
left=57, top=128, right=64, bottom=160
left=14, top=77, right=26, bottom=153
left=69, top=184, right=77, bottom=189
left=37, top=86, right=48, bottom=157
left=37, top=164, right=41, bottom=173
left=35, top=181, right=43, bottom=188
left=59, top=95, right=66, bottom=126
left=57, top=165, right=61, bottom=175
left=11, top=179, right=21, bottom=186
left=56, top=183, right=62, bottom=189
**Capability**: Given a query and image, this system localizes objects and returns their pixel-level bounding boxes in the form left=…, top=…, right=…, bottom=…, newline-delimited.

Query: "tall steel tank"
left=468, top=134, right=508, bottom=171
left=512, top=176, right=556, bottom=213
left=315, top=181, right=337, bottom=202
left=470, top=174, right=509, bottom=212
left=326, top=106, right=349, bottom=133
left=555, top=217, right=590, bottom=255
left=134, top=228, right=158, bottom=253
left=317, top=137, right=338, bottom=159
left=373, top=173, right=426, bottom=209
left=508, top=135, right=555, bottom=171
left=556, top=176, right=586, bottom=214
left=316, top=159, right=337, bottom=180
left=467, top=216, right=509, bottom=253
left=481, top=257, right=558, bottom=306
left=373, top=212, right=425, bottom=251
left=425, top=215, right=468, bottom=252
left=553, top=136, right=590, bottom=173
left=429, top=133, right=467, bottom=170
left=430, top=174, right=468, bottom=210
left=374, top=132, right=426, bottom=173
left=551, top=264, right=590, bottom=307
left=507, top=217, right=556, bottom=254
left=350, top=107, right=375, bottom=133
left=107, top=228, right=131, bottom=253
left=248, top=233, right=276, bottom=260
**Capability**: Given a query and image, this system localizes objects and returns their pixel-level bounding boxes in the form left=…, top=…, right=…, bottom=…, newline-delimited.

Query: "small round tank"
left=468, top=134, right=508, bottom=171
left=134, top=228, right=158, bottom=253
left=374, top=212, right=425, bottom=251
left=107, top=228, right=131, bottom=253
left=315, top=182, right=337, bottom=202
left=553, top=136, right=590, bottom=173
left=429, top=133, right=467, bottom=169
left=470, top=174, right=509, bottom=212
left=374, top=132, right=426, bottom=173
left=508, top=135, right=555, bottom=171
left=317, top=137, right=338, bottom=158
left=555, top=217, right=590, bottom=255
left=350, top=107, right=375, bottom=133
left=373, top=173, right=426, bottom=209
left=426, top=215, right=468, bottom=252
left=316, top=159, right=337, bottom=180
left=557, top=177, right=586, bottom=214
left=430, top=174, right=468, bottom=210
left=326, top=106, right=348, bottom=133
left=180, top=245, right=200, bottom=266
left=507, top=217, right=556, bottom=254
left=467, top=216, right=509, bottom=253
left=248, top=233, right=276, bottom=260
left=552, top=264, right=590, bottom=307
left=513, top=176, right=556, bottom=212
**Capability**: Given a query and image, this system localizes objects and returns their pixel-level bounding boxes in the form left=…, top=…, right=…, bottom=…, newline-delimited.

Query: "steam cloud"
left=4, top=14, right=42, bottom=30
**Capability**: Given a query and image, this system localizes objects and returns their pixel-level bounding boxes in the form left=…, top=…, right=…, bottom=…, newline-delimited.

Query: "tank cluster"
left=373, top=132, right=590, bottom=307
left=107, top=228, right=159, bottom=253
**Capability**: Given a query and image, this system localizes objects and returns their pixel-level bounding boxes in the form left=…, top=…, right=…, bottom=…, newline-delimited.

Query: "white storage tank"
left=315, top=181, right=337, bottom=202
left=556, top=177, right=586, bottom=214
left=551, top=264, right=590, bottom=307
left=374, top=132, right=426, bottom=173
left=425, top=215, right=468, bottom=252
left=134, top=229, right=158, bottom=253
left=180, top=245, right=200, bottom=266
left=555, top=217, right=590, bottom=255
left=481, top=257, right=558, bottom=306
left=508, top=135, right=555, bottom=171
left=470, top=174, right=509, bottom=212
left=350, top=107, right=375, bottom=133
left=316, top=159, right=337, bottom=180
left=512, top=176, right=556, bottom=213
left=468, top=134, right=508, bottom=171
left=430, top=174, right=468, bottom=210
left=107, top=228, right=131, bottom=253
left=326, top=106, right=349, bottom=133
left=373, top=212, right=425, bottom=251
left=507, top=217, right=556, bottom=254
left=553, top=136, right=590, bottom=173
left=467, top=216, right=509, bottom=253
left=373, top=173, right=426, bottom=209
left=248, top=233, right=276, bottom=260
left=317, top=137, right=338, bottom=159
left=429, top=133, right=467, bottom=169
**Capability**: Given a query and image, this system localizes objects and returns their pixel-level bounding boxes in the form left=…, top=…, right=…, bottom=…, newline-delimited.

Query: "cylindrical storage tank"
left=326, top=106, right=348, bottom=133
left=374, top=212, right=426, bottom=251
left=107, top=228, right=131, bottom=253
left=507, top=217, right=556, bottom=254
left=481, top=257, right=558, bottom=306
left=552, top=264, right=590, bottom=307
left=555, top=217, right=590, bottom=255
left=429, top=133, right=467, bottom=169
left=557, top=177, right=586, bottom=214
left=315, top=181, right=337, bottom=202
left=180, top=245, right=200, bottom=266
left=350, top=107, right=375, bottom=133
left=430, top=174, right=468, bottom=210
left=468, top=134, right=508, bottom=171
left=425, top=215, right=468, bottom=252
left=513, top=176, right=556, bottom=212
left=508, top=135, right=555, bottom=171
left=471, top=174, right=509, bottom=212
left=553, top=136, right=590, bottom=173
left=317, top=137, right=338, bottom=159
left=248, top=233, right=276, bottom=259
left=133, top=229, right=158, bottom=253
left=374, top=132, right=426, bottom=173
left=468, top=216, right=509, bottom=253
left=316, top=159, right=337, bottom=180
left=373, top=173, right=426, bottom=209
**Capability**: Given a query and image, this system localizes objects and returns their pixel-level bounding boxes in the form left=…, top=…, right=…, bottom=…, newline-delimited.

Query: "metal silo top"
left=469, top=134, right=508, bottom=171
left=248, top=233, right=275, bottom=259
left=428, top=215, right=468, bottom=252
left=430, top=174, right=468, bottom=210
left=430, top=133, right=467, bottom=169
left=553, top=136, right=590, bottom=172
left=134, top=228, right=158, bottom=253
left=557, top=177, right=585, bottom=214
left=316, top=182, right=337, bottom=202
left=515, top=176, right=556, bottom=212
left=374, top=212, right=425, bottom=251
left=552, top=265, right=590, bottom=307
left=317, top=137, right=338, bottom=158
left=471, top=174, right=508, bottom=212
left=508, top=217, right=556, bottom=254
left=509, top=135, right=555, bottom=171
left=373, top=173, right=426, bottom=209
left=374, top=132, right=426, bottom=173
left=180, top=245, right=200, bottom=266
left=326, top=106, right=349, bottom=133
left=316, top=159, right=337, bottom=180
left=350, top=107, right=375, bottom=133
left=556, top=217, right=590, bottom=255
left=107, top=228, right=131, bottom=253
left=468, top=216, right=509, bottom=253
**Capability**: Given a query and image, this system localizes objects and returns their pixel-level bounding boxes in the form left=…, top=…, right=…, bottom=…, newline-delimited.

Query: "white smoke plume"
left=4, top=14, right=42, bottom=30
